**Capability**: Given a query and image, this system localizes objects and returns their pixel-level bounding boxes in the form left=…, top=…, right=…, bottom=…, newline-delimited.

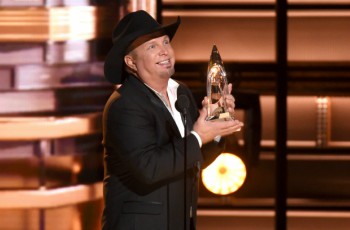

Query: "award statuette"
left=206, top=45, right=233, bottom=121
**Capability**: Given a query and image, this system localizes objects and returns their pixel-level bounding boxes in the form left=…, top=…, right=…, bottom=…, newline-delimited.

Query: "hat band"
left=125, top=30, right=166, bottom=54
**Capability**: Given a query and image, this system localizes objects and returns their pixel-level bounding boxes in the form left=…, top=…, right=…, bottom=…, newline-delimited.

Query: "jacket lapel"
left=127, top=76, right=181, bottom=137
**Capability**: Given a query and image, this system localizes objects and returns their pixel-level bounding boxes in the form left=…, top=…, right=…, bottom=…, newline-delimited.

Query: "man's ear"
left=124, top=55, right=137, bottom=72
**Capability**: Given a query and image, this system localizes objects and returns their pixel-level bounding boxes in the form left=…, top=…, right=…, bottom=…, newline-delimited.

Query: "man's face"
left=126, top=35, right=175, bottom=83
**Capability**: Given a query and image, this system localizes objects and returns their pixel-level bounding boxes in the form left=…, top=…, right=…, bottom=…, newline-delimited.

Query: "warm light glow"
left=317, top=96, right=328, bottom=105
left=72, top=162, right=82, bottom=174
left=202, top=153, right=247, bottom=195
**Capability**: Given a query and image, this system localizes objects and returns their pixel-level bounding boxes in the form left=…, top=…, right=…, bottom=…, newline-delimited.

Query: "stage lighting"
left=201, top=152, right=247, bottom=195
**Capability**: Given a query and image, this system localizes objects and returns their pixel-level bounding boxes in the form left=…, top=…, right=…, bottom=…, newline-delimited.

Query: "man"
left=102, top=10, right=243, bottom=230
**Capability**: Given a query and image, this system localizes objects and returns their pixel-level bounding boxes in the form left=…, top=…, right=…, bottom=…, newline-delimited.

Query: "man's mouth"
left=157, top=59, right=171, bottom=66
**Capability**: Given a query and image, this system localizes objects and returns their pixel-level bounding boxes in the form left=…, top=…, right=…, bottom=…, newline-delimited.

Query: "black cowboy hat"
left=104, top=10, right=181, bottom=84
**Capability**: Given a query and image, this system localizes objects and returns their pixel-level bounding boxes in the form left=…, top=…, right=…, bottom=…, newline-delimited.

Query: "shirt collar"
left=144, top=78, right=179, bottom=98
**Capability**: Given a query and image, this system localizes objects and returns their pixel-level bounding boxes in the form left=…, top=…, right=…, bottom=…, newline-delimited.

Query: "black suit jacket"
left=102, top=75, right=224, bottom=230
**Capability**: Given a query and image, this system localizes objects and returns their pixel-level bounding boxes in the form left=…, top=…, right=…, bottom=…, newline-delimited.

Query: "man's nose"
left=159, top=46, right=169, bottom=55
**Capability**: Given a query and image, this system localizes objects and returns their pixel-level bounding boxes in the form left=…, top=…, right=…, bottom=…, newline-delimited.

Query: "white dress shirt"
left=145, top=79, right=203, bottom=147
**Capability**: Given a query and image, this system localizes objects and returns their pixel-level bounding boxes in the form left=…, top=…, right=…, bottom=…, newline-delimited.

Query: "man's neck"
left=143, top=80, right=172, bottom=111
left=145, top=79, right=169, bottom=95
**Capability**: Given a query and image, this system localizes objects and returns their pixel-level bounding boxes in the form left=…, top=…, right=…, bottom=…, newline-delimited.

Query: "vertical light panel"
left=129, top=0, right=157, bottom=18
left=316, top=96, right=330, bottom=147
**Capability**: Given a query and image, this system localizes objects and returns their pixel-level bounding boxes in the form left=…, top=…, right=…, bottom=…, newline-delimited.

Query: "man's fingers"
left=198, top=108, right=208, bottom=120
left=228, top=83, right=233, bottom=94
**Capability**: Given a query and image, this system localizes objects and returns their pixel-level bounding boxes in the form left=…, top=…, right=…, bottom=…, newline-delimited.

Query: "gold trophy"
left=206, top=45, right=233, bottom=121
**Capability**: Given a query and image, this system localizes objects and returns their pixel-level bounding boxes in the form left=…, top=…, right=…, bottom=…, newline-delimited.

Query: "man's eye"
left=164, top=40, right=170, bottom=45
left=148, top=44, right=156, bottom=49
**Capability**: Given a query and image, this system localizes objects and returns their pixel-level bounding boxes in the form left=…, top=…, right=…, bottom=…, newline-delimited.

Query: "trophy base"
left=206, top=112, right=233, bottom=121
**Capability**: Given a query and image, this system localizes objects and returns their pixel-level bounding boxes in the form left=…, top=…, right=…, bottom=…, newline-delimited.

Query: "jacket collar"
left=126, top=75, right=183, bottom=137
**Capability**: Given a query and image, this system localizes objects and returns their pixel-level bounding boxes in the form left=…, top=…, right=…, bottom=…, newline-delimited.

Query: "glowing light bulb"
left=202, top=153, right=247, bottom=195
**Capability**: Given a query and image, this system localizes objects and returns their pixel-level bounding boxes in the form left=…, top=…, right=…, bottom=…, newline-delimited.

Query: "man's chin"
left=168, top=68, right=175, bottom=77
left=160, top=68, right=175, bottom=78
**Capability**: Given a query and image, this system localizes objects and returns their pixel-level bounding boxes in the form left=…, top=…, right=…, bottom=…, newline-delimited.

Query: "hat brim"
left=104, top=17, right=181, bottom=84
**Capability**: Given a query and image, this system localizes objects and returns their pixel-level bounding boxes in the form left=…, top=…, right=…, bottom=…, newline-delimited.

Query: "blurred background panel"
left=1, top=0, right=350, bottom=229
left=0, top=0, right=118, bottom=229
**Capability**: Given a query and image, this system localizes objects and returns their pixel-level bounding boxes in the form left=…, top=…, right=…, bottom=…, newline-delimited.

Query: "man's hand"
left=202, top=83, right=236, bottom=118
left=193, top=106, right=244, bottom=145
left=225, top=83, right=236, bottom=118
